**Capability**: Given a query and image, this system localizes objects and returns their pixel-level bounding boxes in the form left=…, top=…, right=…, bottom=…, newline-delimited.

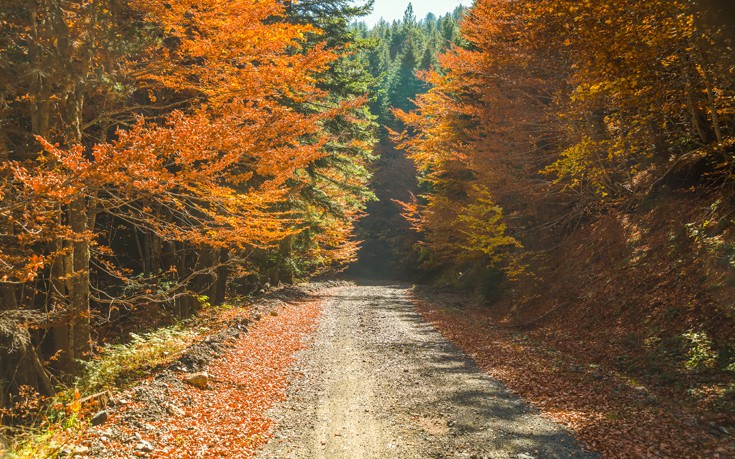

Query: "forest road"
left=259, top=284, right=598, bottom=459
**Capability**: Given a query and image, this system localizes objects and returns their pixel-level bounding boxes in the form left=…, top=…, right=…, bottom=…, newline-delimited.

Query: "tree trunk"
left=212, top=249, right=229, bottom=306
left=280, top=235, right=295, bottom=284
left=55, top=199, right=92, bottom=370
left=24, top=337, right=55, bottom=396
left=174, top=242, right=197, bottom=318
left=699, top=58, right=723, bottom=149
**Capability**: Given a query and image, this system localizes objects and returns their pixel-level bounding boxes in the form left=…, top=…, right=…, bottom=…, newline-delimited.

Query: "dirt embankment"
left=413, top=285, right=735, bottom=458
left=478, top=193, right=734, bottom=448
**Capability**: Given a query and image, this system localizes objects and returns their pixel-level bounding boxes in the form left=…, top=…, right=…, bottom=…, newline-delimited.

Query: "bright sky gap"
left=364, top=0, right=471, bottom=25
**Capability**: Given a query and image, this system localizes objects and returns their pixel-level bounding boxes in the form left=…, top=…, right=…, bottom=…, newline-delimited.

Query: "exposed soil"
left=260, top=283, right=596, bottom=459
left=499, top=197, right=735, bottom=422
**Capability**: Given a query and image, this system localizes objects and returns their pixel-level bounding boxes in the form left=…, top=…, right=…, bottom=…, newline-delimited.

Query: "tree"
left=264, top=0, right=379, bottom=282
left=395, top=0, right=734, bottom=286
left=348, top=6, right=467, bottom=277
left=0, top=0, right=358, bottom=377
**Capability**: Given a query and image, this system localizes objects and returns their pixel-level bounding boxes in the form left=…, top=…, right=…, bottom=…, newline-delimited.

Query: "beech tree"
left=396, top=0, right=734, bottom=283
left=0, top=0, right=371, bottom=386
left=1, top=0, right=151, bottom=372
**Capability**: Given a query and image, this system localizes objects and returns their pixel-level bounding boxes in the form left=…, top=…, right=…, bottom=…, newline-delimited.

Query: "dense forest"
left=394, top=0, right=735, bottom=435
left=0, top=0, right=379, bottom=398
left=0, top=1, right=469, bottom=407
left=349, top=5, right=466, bottom=277
left=1, top=0, right=734, bottom=456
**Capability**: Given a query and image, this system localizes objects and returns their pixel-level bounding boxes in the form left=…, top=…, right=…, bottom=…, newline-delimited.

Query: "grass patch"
left=4, top=323, right=204, bottom=458
left=80, top=324, right=200, bottom=393
left=6, top=413, right=82, bottom=459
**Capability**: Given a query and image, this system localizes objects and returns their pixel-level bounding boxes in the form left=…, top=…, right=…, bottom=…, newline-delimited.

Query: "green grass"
left=5, top=323, right=203, bottom=458
left=79, top=324, right=200, bottom=393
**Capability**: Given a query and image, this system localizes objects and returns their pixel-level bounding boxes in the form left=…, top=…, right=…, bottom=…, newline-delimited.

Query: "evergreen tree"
left=348, top=5, right=467, bottom=277
left=352, top=4, right=467, bottom=133
left=261, top=0, right=380, bottom=281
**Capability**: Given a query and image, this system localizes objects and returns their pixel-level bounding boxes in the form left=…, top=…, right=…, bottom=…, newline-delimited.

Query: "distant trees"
left=353, top=3, right=465, bottom=134
left=348, top=4, right=466, bottom=278
left=396, top=0, right=734, bottom=283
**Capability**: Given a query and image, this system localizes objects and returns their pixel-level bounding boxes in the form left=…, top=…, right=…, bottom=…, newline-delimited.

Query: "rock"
left=57, top=445, right=89, bottom=458
left=136, top=440, right=154, bottom=453
left=90, top=410, right=108, bottom=426
left=73, top=445, right=90, bottom=455
left=80, top=391, right=113, bottom=409
left=183, top=372, right=209, bottom=389
left=164, top=402, right=185, bottom=417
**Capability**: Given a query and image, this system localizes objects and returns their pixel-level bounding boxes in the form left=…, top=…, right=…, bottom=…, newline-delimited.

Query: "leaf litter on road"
left=78, top=298, right=323, bottom=459
left=412, top=293, right=735, bottom=459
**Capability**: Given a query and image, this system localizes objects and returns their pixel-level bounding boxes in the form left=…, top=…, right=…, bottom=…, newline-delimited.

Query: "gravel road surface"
left=259, top=284, right=598, bottom=459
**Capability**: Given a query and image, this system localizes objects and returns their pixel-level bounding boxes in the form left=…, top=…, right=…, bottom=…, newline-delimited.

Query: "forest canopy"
left=2, top=2, right=734, bottom=452
left=396, top=0, right=735, bottom=281
left=0, top=0, right=377, bottom=391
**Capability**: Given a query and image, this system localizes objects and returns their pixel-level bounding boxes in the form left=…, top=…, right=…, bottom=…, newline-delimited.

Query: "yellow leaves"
left=68, top=390, right=82, bottom=413
left=456, top=186, right=522, bottom=263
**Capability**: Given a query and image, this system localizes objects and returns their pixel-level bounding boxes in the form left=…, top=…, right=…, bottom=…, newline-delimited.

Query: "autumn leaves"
left=83, top=299, right=325, bottom=459
left=0, top=0, right=373, bottom=370
left=395, top=0, right=734, bottom=280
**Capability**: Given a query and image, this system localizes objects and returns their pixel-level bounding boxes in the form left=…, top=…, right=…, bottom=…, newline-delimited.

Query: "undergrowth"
left=79, top=324, right=200, bottom=393
left=2, top=322, right=204, bottom=459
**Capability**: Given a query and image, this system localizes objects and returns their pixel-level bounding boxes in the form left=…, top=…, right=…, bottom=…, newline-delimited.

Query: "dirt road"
left=260, top=284, right=597, bottom=459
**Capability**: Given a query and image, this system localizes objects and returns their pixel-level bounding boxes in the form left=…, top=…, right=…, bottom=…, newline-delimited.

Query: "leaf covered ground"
left=412, top=291, right=735, bottom=459
left=73, top=296, right=323, bottom=459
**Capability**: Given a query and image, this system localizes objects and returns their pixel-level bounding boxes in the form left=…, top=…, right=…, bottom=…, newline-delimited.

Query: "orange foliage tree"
left=0, top=0, right=368, bottom=375
left=396, top=0, right=734, bottom=282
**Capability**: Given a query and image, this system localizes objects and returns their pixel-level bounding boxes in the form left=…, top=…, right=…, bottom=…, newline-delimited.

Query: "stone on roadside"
left=164, top=402, right=185, bottom=417
left=136, top=440, right=154, bottom=453
left=183, top=372, right=209, bottom=389
left=90, top=410, right=108, bottom=426
left=57, top=445, right=89, bottom=458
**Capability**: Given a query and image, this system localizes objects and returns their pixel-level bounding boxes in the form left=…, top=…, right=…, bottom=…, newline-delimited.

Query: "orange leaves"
left=0, top=0, right=370, bottom=374
left=415, top=297, right=735, bottom=458
left=532, top=0, right=735, bottom=197
left=95, top=0, right=351, bottom=252
left=131, top=0, right=333, bottom=107
left=68, top=390, right=82, bottom=414
left=1, top=0, right=357, bottom=285
left=83, top=299, right=323, bottom=459
left=395, top=0, right=735, bottom=280
left=393, top=194, right=424, bottom=233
